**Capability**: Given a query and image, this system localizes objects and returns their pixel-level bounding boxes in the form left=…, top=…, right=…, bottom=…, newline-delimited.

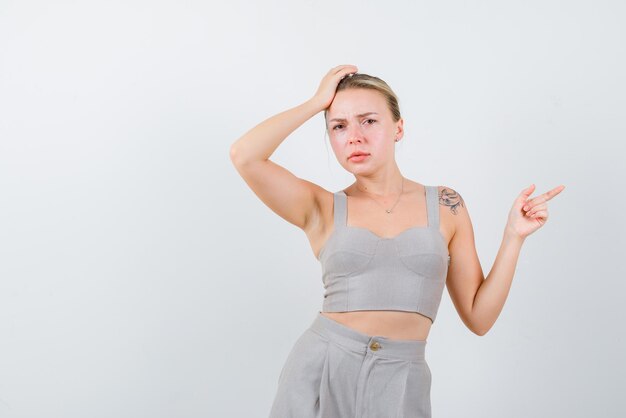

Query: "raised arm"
left=445, top=183, right=565, bottom=335
left=229, top=65, right=357, bottom=231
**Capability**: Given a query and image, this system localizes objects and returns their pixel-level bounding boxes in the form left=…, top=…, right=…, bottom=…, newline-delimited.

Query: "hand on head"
left=311, top=65, right=358, bottom=110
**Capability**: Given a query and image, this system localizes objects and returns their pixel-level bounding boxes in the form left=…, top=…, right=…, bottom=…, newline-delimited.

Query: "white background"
left=1, top=0, right=624, bottom=417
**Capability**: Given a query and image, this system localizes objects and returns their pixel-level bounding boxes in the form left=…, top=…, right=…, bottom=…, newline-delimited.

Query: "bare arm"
left=229, top=65, right=358, bottom=231
left=229, top=99, right=324, bottom=165
left=471, top=184, right=565, bottom=334
left=470, top=231, right=524, bottom=335
left=446, top=184, right=565, bottom=335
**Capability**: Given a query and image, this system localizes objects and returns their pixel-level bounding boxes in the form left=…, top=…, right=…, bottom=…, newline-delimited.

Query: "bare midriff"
left=320, top=310, right=432, bottom=341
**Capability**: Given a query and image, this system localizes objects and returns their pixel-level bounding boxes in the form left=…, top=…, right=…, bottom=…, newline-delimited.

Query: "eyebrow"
left=328, top=112, right=379, bottom=123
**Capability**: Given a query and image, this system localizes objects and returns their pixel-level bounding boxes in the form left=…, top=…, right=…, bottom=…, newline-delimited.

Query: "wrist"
left=503, top=227, right=525, bottom=244
left=304, top=97, right=328, bottom=114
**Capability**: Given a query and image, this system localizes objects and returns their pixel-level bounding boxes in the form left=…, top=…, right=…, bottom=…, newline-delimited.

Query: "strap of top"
left=426, top=185, right=440, bottom=228
left=335, top=187, right=439, bottom=229
left=333, top=191, right=347, bottom=230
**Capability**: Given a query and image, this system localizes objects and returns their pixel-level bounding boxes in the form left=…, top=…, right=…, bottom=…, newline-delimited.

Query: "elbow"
left=230, top=143, right=263, bottom=167
left=473, top=327, right=488, bottom=336
left=472, top=322, right=492, bottom=336
left=464, top=310, right=489, bottom=336
left=470, top=318, right=490, bottom=336
left=229, top=144, right=249, bottom=167
left=229, top=144, right=241, bottom=165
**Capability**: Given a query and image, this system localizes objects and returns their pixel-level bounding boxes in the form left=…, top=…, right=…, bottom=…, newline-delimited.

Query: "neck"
left=354, top=170, right=404, bottom=198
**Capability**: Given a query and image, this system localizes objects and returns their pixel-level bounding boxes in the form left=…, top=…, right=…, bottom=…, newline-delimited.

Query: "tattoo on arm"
left=439, top=187, right=465, bottom=215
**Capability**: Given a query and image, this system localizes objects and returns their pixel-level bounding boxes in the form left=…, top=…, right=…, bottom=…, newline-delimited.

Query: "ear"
left=395, top=118, right=404, bottom=141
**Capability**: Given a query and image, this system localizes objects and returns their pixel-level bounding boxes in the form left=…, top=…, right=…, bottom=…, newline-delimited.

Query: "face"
left=326, top=88, right=403, bottom=174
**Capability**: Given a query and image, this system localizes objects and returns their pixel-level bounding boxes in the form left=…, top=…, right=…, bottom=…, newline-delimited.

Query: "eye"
left=364, top=119, right=376, bottom=125
left=332, top=124, right=344, bottom=131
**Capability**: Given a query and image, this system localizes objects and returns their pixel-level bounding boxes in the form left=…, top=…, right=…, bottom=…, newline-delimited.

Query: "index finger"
left=532, top=184, right=566, bottom=204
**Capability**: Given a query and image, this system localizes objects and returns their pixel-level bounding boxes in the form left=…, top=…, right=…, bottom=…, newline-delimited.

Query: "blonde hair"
left=324, top=73, right=402, bottom=125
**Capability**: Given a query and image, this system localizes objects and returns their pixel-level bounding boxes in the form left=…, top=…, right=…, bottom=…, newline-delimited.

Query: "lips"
left=349, top=151, right=369, bottom=159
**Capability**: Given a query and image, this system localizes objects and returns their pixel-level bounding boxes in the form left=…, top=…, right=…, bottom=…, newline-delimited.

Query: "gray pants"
left=268, top=311, right=432, bottom=418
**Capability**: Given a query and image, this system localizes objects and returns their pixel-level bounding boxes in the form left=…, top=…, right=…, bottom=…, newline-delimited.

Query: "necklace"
left=355, top=177, right=404, bottom=214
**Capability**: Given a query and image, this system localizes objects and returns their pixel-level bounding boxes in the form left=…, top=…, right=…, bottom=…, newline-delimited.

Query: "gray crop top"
left=318, top=185, right=450, bottom=323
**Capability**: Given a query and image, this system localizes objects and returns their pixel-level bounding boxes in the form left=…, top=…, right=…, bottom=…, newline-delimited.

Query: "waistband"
left=309, top=311, right=426, bottom=362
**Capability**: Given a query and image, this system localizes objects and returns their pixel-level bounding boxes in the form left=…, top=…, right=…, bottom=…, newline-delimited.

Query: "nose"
left=347, top=124, right=364, bottom=144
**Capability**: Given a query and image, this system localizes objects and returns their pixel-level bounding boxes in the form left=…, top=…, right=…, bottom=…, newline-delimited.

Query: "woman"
left=229, top=64, right=564, bottom=418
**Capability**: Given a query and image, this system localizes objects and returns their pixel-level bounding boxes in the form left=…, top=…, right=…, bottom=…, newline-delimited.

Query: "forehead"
left=327, top=88, right=388, bottom=117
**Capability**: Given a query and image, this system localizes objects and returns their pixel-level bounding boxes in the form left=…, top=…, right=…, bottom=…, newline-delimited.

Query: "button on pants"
left=268, top=311, right=432, bottom=418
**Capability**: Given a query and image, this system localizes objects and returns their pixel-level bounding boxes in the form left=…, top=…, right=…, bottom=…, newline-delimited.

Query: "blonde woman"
left=229, top=64, right=564, bottom=418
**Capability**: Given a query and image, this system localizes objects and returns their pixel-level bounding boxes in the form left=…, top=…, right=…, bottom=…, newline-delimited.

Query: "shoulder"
left=435, top=185, right=466, bottom=215
left=435, top=185, right=471, bottom=241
